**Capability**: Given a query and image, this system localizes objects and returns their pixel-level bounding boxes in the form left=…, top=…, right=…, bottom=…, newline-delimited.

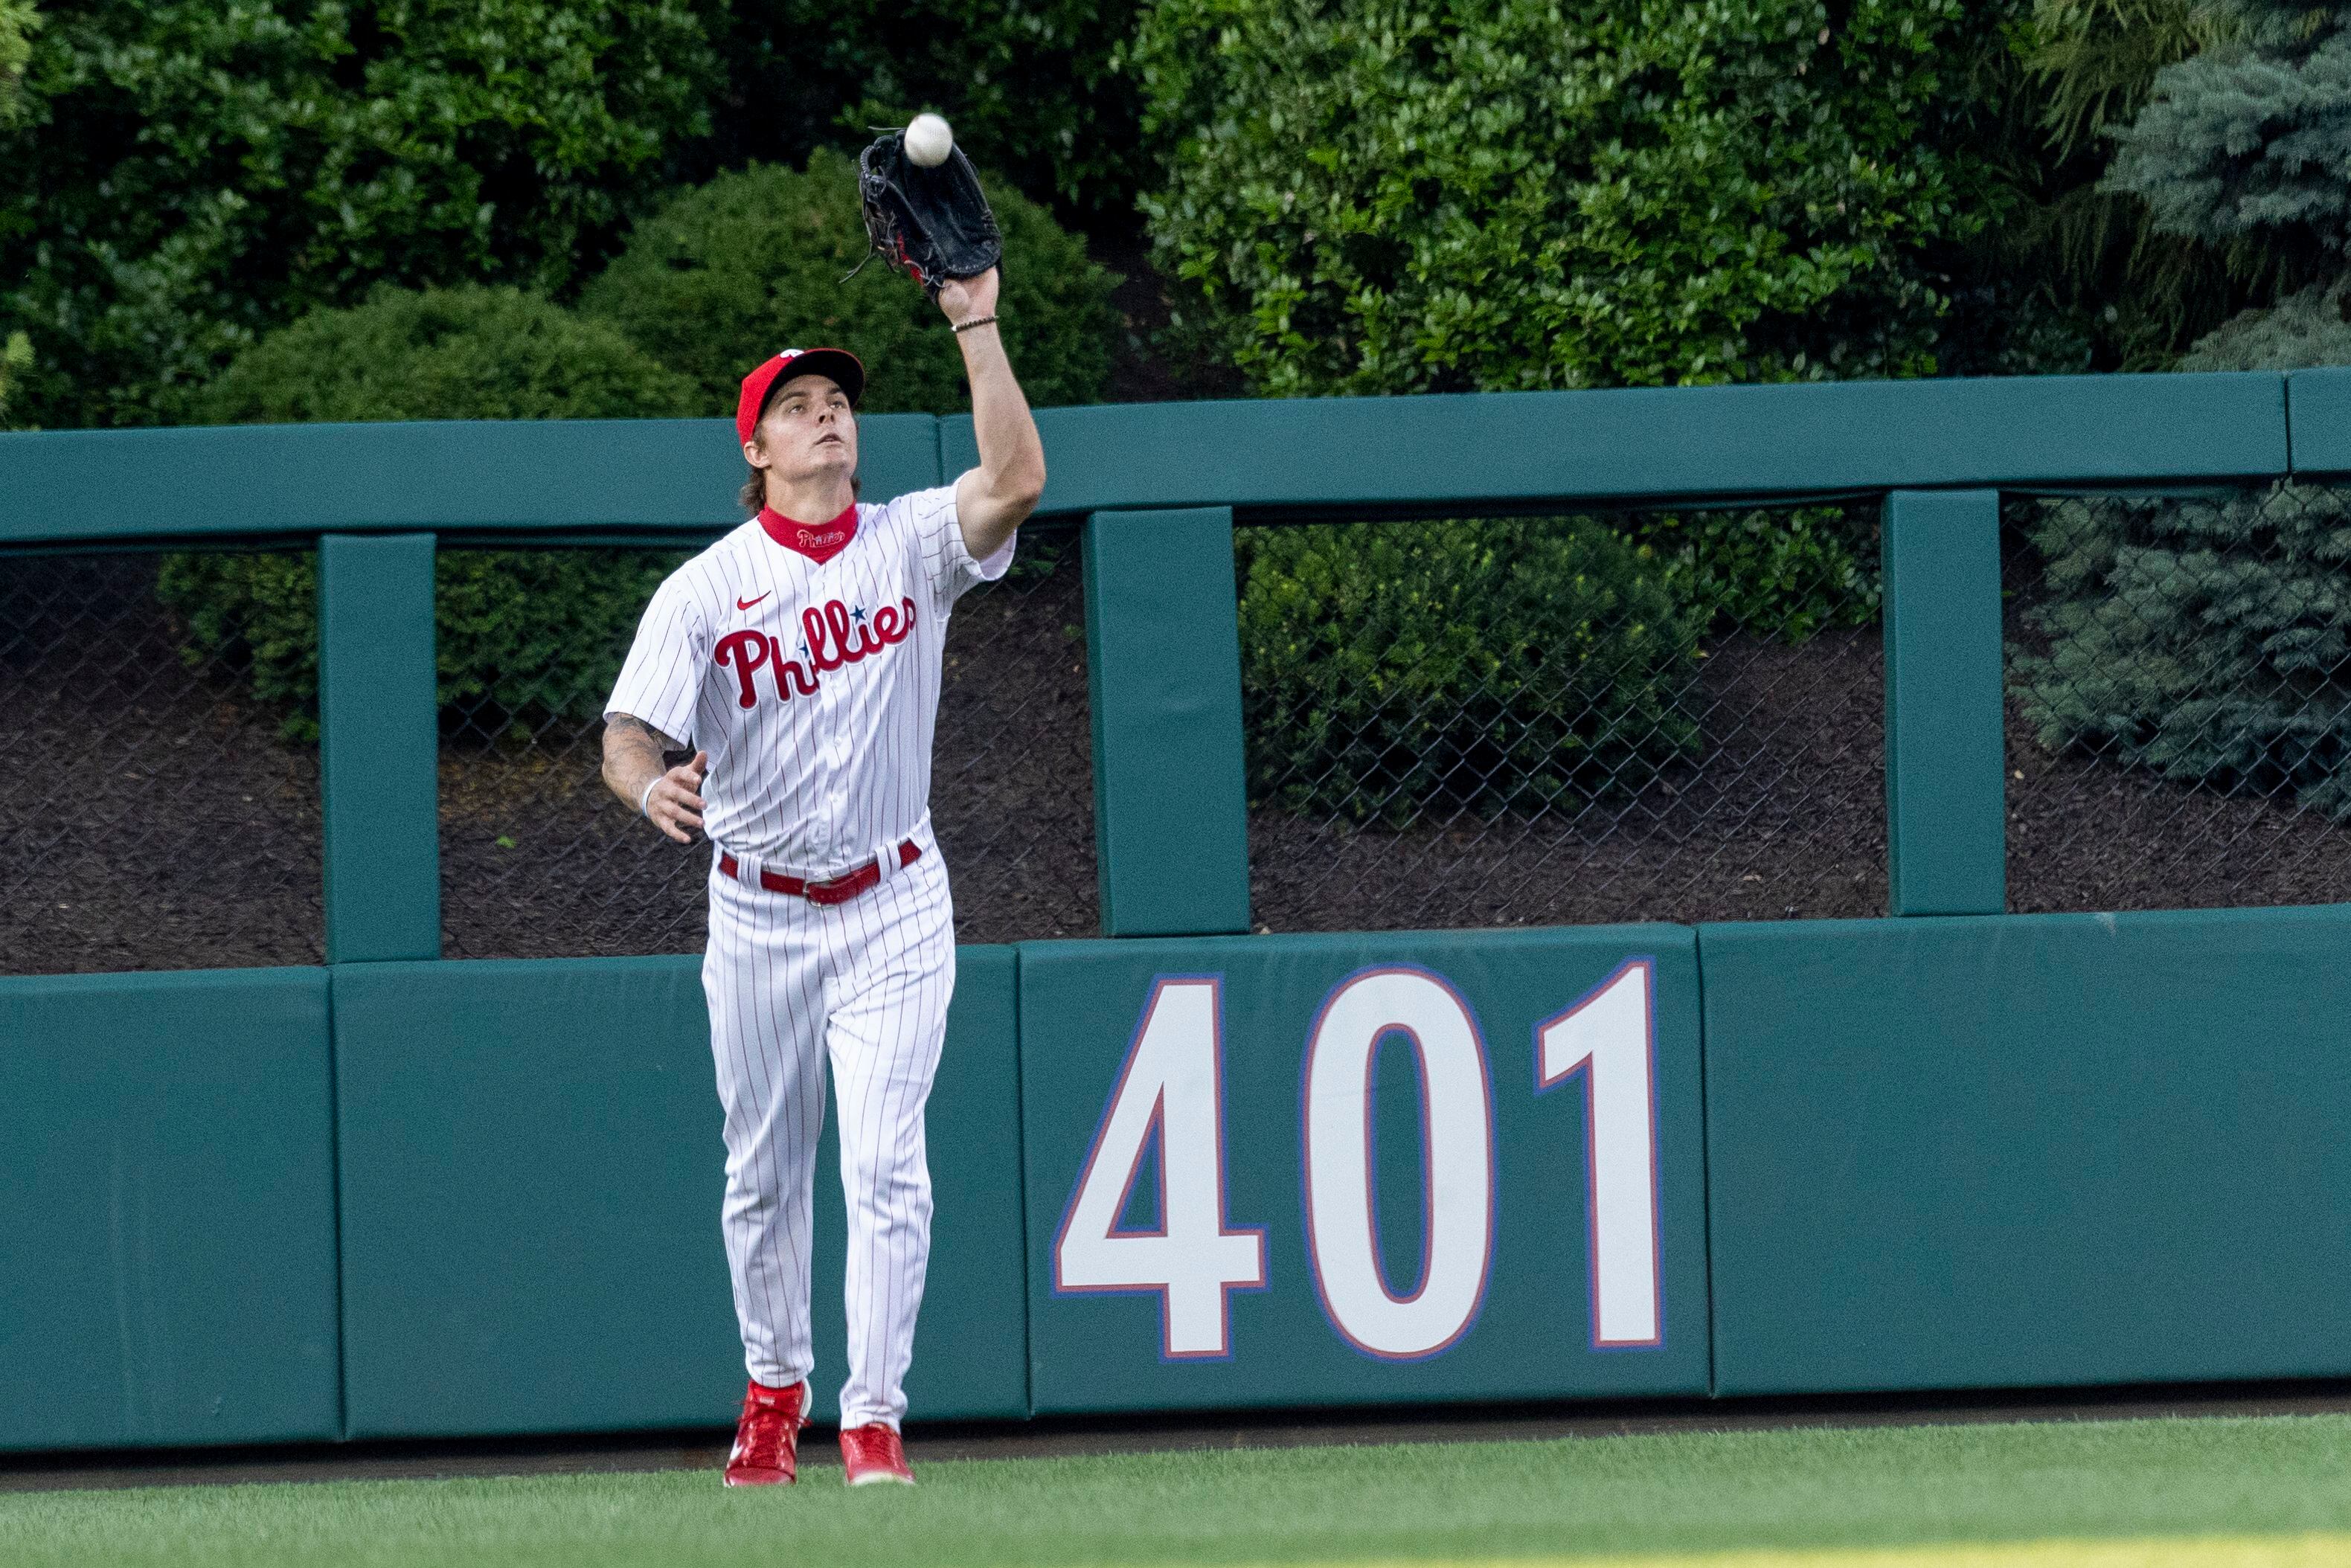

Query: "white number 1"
left=1537, top=957, right=1664, bottom=1349
left=1052, top=977, right=1267, bottom=1358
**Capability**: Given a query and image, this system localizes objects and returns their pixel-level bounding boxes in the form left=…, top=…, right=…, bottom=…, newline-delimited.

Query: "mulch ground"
left=7, top=553, right=2350, bottom=978
left=1250, top=629, right=1891, bottom=933
left=0, top=556, right=325, bottom=974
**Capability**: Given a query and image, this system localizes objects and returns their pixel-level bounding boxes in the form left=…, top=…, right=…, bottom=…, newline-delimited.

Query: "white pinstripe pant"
left=701, top=845, right=954, bottom=1430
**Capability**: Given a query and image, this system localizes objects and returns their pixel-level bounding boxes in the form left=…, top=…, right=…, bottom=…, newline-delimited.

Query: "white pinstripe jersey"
left=606, top=485, right=1014, bottom=874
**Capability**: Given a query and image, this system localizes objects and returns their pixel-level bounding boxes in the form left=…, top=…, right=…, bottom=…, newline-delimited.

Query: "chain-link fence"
left=930, top=524, right=1097, bottom=942
left=2004, top=483, right=2351, bottom=913
left=1239, top=507, right=1887, bottom=931
left=0, top=550, right=323, bottom=975
left=28, top=489, right=2347, bottom=974
left=437, top=526, right=1094, bottom=960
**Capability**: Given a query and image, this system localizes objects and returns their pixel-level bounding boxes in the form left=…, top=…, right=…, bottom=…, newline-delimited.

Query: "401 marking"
left=1051, top=960, right=1663, bottom=1361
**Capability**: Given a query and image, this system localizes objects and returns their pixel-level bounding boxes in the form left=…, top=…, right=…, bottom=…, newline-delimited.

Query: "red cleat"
left=839, top=1422, right=914, bottom=1486
left=723, top=1379, right=808, bottom=1486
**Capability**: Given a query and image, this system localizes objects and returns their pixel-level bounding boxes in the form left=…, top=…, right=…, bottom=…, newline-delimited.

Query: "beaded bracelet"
left=952, top=314, right=999, bottom=334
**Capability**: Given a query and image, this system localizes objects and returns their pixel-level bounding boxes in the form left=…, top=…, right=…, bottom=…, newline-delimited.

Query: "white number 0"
left=1302, top=966, right=1496, bottom=1359
left=1051, top=977, right=1267, bottom=1358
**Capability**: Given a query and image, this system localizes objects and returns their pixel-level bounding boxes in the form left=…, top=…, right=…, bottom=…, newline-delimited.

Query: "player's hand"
left=646, top=751, right=708, bottom=844
left=938, top=267, right=999, bottom=327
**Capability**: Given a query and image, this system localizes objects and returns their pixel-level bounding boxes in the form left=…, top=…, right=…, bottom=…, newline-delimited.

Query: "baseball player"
left=600, top=264, right=1042, bottom=1488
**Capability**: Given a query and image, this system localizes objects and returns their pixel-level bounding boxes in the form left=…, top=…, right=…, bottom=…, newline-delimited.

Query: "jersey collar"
left=759, top=501, right=859, bottom=565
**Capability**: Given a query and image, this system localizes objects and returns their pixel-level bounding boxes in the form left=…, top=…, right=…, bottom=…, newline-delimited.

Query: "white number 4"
left=1052, top=977, right=1267, bottom=1358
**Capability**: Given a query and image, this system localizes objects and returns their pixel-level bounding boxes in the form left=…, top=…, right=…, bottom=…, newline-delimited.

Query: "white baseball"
left=904, top=113, right=954, bottom=168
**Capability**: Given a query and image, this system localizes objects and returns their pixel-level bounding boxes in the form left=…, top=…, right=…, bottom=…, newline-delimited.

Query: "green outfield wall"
left=0, top=970, right=340, bottom=1451
left=1017, top=929, right=1709, bottom=1413
left=331, top=950, right=1026, bottom=1438
left=6, top=373, right=2351, bottom=1452
left=1704, top=907, right=2351, bottom=1397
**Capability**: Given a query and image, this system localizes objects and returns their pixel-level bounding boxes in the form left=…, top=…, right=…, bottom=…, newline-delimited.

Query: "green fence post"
left=318, top=533, right=441, bottom=961
left=1081, top=507, right=1251, bottom=936
left=1881, top=489, right=2006, bottom=916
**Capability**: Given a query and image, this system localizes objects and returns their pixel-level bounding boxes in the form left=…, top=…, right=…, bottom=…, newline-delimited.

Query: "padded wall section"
left=941, top=373, right=2288, bottom=520
left=1083, top=508, right=1251, bottom=936
left=0, top=969, right=339, bottom=1450
left=318, top=533, right=440, bottom=962
left=1881, top=491, right=2004, bottom=916
left=1019, top=929, right=1707, bottom=1414
left=335, top=949, right=1024, bottom=1437
left=1704, top=908, right=2351, bottom=1395
left=0, top=416, right=942, bottom=547
left=334, top=957, right=733, bottom=1436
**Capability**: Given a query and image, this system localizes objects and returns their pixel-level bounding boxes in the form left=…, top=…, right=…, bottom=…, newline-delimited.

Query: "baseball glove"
left=856, top=131, right=1003, bottom=298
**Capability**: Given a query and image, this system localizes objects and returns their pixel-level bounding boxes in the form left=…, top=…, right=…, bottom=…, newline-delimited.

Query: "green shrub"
left=198, top=286, right=704, bottom=425
left=158, top=287, right=701, bottom=739
left=1131, top=0, right=2011, bottom=396
left=1640, top=507, right=1883, bottom=641
left=2012, top=483, right=2351, bottom=817
left=0, top=0, right=719, bottom=428
left=1239, top=518, right=1701, bottom=823
left=580, top=151, right=1118, bottom=417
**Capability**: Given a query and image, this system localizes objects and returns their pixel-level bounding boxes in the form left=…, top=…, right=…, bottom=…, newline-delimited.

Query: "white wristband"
left=638, top=776, right=661, bottom=820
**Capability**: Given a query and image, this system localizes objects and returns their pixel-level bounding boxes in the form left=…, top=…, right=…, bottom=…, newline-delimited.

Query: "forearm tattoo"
left=606, top=713, right=684, bottom=754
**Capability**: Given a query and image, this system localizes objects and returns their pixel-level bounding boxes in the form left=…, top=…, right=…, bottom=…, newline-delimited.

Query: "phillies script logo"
left=714, top=597, right=917, bottom=708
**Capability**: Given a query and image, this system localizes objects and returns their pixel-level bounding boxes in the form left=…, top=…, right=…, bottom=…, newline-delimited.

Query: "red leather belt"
left=719, top=841, right=921, bottom=905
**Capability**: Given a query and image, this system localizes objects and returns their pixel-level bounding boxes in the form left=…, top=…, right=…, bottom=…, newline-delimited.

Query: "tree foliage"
left=1131, top=0, right=2015, bottom=396
left=0, top=330, right=28, bottom=426
left=0, top=0, right=722, bottom=430
left=580, top=152, right=1119, bottom=416
left=0, top=0, right=33, bottom=123
left=2105, top=1, right=2351, bottom=299
left=161, top=287, right=701, bottom=738
left=711, top=0, right=1144, bottom=222
left=1973, top=1, right=2248, bottom=367
left=2010, top=6, right=2351, bottom=820
left=2025, top=0, right=2238, bottom=155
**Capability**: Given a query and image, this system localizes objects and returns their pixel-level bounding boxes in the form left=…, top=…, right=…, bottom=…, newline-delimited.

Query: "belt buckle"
left=802, top=867, right=863, bottom=907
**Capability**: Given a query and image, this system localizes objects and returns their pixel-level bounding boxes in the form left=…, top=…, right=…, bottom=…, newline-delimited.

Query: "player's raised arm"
left=602, top=714, right=706, bottom=846
left=941, top=266, right=1045, bottom=562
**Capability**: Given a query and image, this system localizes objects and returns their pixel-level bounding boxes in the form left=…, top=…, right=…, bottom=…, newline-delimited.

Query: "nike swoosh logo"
left=737, top=592, right=772, bottom=611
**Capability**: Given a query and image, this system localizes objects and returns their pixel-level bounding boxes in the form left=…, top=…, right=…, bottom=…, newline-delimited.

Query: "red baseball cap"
left=736, top=347, right=866, bottom=444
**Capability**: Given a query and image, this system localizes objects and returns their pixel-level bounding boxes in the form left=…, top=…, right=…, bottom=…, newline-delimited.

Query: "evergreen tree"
left=2105, top=0, right=2351, bottom=329
left=1940, top=0, right=2251, bottom=375
left=2018, top=4, right=2351, bottom=819
left=2012, top=481, right=2351, bottom=819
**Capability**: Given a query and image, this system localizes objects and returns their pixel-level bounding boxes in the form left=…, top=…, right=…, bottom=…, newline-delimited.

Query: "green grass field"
left=7, top=1414, right=2351, bottom=1568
